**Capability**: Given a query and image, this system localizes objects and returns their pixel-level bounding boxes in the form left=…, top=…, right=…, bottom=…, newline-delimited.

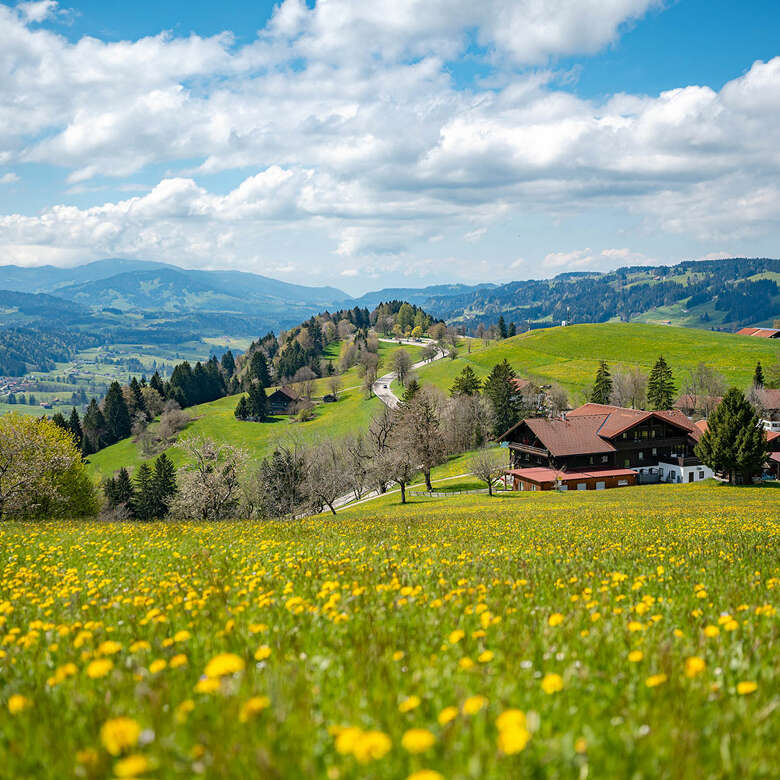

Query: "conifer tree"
left=753, top=361, right=764, bottom=387
left=508, top=322, right=517, bottom=337
left=234, top=395, right=251, bottom=420
left=450, top=365, right=482, bottom=396
left=590, top=361, right=613, bottom=405
left=51, top=411, right=69, bottom=432
left=133, top=463, right=156, bottom=521
left=497, top=315, right=508, bottom=340
left=103, top=381, right=131, bottom=443
left=150, top=371, right=166, bottom=398
left=401, top=378, right=421, bottom=403
left=104, top=467, right=135, bottom=513
left=129, top=377, right=146, bottom=416
left=81, top=398, right=105, bottom=455
left=248, top=381, right=268, bottom=420
left=152, top=453, right=177, bottom=518
left=221, top=350, right=236, bottom=378
left=483, top=359, right=520, bottom=437
left=695, top=388, right=768, bottom=483
left=250, top=350, right=272, bottom=387
left=68, top=407, right=83, bottom=449
left=647, top=355, right=676, bottom=410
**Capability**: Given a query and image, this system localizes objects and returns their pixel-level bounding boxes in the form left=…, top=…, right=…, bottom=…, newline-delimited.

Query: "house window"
left=652, top=447, right=657, bottom=456
left=698, top=471, right=704, bottom=479
left=618, top=479, right=629, bottom=486
left=577, top=483, right=587, bottom=490
left=595, top=481, right=606, bottom=490
left=638, top=451, right=644, bottom=460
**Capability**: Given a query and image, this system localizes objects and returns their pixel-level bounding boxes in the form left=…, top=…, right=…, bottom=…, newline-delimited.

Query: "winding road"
left=373, top=338, right=447, bottom=408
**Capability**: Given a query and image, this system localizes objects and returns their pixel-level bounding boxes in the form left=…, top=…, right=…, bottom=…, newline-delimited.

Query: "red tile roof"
left=758, top=388, right=780, bottom=410
left=507, top=466, right=637, bottom=484
left=736, top=327, right=759, bottom=336
left=735, top=327, right=780, bottom=338
left=500, top=402, right=698, bottom=453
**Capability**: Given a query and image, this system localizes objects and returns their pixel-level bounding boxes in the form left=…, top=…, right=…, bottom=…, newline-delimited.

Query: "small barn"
left=267, top=387, right=300, bottom=415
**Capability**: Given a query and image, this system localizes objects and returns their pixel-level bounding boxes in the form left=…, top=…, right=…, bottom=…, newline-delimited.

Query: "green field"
left=87, top=342, right=424, bottom=482
left=1, top=483, right=777, bottom=778
left=415, top=323, right=780, bottom=399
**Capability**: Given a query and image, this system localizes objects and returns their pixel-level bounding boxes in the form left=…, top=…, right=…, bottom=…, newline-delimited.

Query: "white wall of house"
left=761, top=419, right=780, bottom=433
left=657, top=461, right=714, bottom=484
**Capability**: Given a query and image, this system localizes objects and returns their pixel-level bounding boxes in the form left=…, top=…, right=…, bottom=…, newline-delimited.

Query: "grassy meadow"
left=1, top=483, right=778, bottom=778
left=86, top=341, right=424, bottom=481
left=416, top=323, right=780, bottom=398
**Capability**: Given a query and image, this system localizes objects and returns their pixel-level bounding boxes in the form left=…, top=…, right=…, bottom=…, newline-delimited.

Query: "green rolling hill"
left=86, top=323, right=779, bottom=483
left=413, top=322, right=780, bottom=399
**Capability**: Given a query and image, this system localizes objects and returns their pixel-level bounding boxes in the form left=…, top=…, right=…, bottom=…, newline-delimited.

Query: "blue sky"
left=0, top=0, right=779, bottom=294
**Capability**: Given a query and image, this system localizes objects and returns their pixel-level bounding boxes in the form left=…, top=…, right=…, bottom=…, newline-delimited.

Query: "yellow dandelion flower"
left=129, top=640, right=150, bottom=653
left=548, top=613, right=564, bottom=627
left=458, top=657, right=474, bottom=670
left=239, top=696, right=270, bottom=722
left=114, top=753, right=149, bottom=778
left=97, top=640, right=122, bottom=656
left=628, top=650, right=644, bottom=663
left=462, top=695, right=487, bottom=715
left=407, top=771, right=444, bottom=780
left=170, top=654, right=187, bottom=669
left=703, top=625, right=720, bottom=638
left=736, top=681, right=757, bottom=695
left=203, top=653, right=244, bottom=678
left=148, top=659, right=167, bottom=674
left=401, top=728, right=435, bottom=754
left=194, top=677, right=221, bottom=694
left=392, top=650, right=405, bottom=661
left=449, top=629, right=465, bottom=644
left=684, top=656, right=706, bottom=678
left=335, top=727, right=363, bottom=755
left=254, top=645, right=272, bottom=661
left=541, top=673, right=564, bottom=694
left=86, top=658, right=113, bottom=679
left=399, top=695, right=421, bottom=713
left=175, top=699, right=195, bottom=723
left=574, top=737, right=587, bottom=754
left=645, top=673, right=668, bottom=688
left=352, top=730, right=392, bottom=763
left=8, top=694, right=30, bottom=714
left=249, top=623, right=267, bottom=634
left=478, top=650, right=494, bottom=663
left=497, top=726, right=530, bottom=755
left=438, top=706, right=458, bottom=725
left=100, top=717, right=141, bottom=756
left=496, top=709, right=526, bottom=732
left=173, top=630, right=191, bottom=642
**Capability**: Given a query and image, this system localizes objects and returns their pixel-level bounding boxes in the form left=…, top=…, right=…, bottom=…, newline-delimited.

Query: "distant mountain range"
left=0, top=256, right=778, bottom=343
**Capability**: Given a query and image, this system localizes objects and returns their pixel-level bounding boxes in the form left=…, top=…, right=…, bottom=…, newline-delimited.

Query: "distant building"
left=735, top=327, right=780, bottom=338
left=498, top=402, right=714, bottom=489
left=673, top=394, right=722, bottom=418
left=267, top=387, right=301, bottom=415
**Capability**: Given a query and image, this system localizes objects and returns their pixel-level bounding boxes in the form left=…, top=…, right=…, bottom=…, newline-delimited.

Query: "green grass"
left=415, top=323, right=780, bottom=399
left=1, top=484, right=777, bottom=778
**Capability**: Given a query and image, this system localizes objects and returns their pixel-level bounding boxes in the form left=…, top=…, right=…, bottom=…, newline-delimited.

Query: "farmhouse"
left=267, top=387, right=301, bottom=415
left=756, top=388, right=780, bottom=433
left=499, top=402, right=714, bottom=490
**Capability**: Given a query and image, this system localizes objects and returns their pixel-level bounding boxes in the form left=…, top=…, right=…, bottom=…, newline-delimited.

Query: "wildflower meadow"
left=1, top=483, right=778, bottom=778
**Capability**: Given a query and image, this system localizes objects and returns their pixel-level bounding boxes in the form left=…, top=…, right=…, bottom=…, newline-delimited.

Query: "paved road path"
left=373, top=338, right=447, bottom=409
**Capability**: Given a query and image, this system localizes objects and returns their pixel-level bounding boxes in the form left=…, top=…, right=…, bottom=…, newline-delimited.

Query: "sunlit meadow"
left=1, top=484, right=778, bottom=778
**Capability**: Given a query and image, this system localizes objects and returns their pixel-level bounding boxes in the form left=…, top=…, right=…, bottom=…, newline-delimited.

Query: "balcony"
left=659, top=456, right=701, bottom=467
left=509, top=442, right=548, bottom=457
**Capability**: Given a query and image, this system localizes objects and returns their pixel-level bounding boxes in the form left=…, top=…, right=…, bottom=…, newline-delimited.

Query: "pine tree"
left=129, top=377, right=146, bottom=415
left=151, top=453, right=177, bottom=518
left=647, top=355, right=676, bottom=410
left=133, top=463, right=156, bottom=521
left=590, top=361, right=613, bottom=405
left=51, top=412, right=69, bottom=432
left=103, top=381, right=131, bottom=443
left=68, top=407, right=83, bottom=448
left=81, top=398, right=105, bottom=455
left=104, top=467, right=135, bottom=513
left=150, top=371, right=166, bottom=398
left=250, top=350, right=272, bottom=387
left=508, top=322, right=517, bottom=337
left=497, top=316, right=508, bottom=340
left=234, top=395, right=251, bottom=420
left=450, top=365, right=482, bottom=396
left=401, top=378, right=421, bottom=403
left=753, top=361, right=764, bottom=387
left=695, top=388, right=768, bottom=483
left=248, top=381, right=268, bottom=420
left=221, top=350, right=236, bottom=378
left=483, top=359, right=520, bottom=437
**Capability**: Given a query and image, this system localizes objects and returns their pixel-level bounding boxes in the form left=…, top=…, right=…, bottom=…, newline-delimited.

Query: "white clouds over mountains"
left=0, top=0, right=778, bottom=282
